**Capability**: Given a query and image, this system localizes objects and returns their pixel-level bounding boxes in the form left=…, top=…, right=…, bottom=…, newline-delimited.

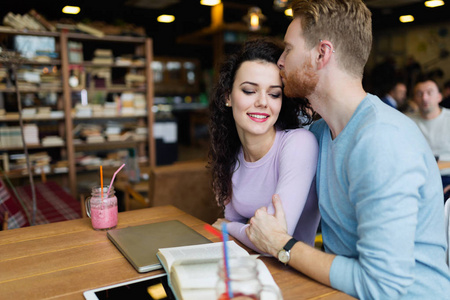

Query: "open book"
left=157, top=241, right=281, bottom=300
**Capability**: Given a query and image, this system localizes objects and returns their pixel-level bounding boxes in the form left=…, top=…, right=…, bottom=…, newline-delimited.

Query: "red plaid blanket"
left=1, top=178, right=81, bottom=230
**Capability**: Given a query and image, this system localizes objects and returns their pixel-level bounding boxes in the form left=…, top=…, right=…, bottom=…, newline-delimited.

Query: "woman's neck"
left=240, top=128, right=277, bottom=162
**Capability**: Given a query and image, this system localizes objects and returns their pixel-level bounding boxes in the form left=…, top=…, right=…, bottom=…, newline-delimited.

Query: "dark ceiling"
left=1, top=0, right=449, bottom=62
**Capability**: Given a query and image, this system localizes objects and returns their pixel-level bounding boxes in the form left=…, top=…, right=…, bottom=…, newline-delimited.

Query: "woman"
left=209, top=38, right=320, bottom=253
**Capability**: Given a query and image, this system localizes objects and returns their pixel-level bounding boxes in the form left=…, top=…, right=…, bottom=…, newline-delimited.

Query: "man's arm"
left=247, top=194, right=335, bottom=286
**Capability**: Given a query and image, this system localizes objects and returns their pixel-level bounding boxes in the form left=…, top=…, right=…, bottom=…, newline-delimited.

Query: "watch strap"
left=283, top=237, right=298, bottom=252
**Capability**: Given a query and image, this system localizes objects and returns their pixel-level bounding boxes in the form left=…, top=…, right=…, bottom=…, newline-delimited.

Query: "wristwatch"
left=277, top=238, right=297, bottom=264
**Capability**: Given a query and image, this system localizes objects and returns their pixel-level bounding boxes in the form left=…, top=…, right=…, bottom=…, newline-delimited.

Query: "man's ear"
left=316, top=40, right=334, bottom=70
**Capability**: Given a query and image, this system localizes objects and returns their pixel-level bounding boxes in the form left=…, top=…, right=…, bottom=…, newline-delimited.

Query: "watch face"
left=278, top=249, right=290, bottom=264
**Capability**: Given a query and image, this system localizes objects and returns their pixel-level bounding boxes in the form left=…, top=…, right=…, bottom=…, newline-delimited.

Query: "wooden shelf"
left=73, top=112, right=147, bottom=119
left=0, top=87, right=63, bottom=93
left=74, top=140, right=146, bottom=151
left=0, top=29, right=155, bottom=197
left=66, top=32, right=146, bottom=43
left=0, top=115, right=65, bottom=122
left=0, top=169, right=68, bottom=179
left=80, top=61, right=145, bottom=68
left=0, top=144, right=65, bottom=151
left=0, top=28, right=60, bottom=37
left=70, top=86, right=146, bottom=93
left=22, top=59, right=62, bottom=65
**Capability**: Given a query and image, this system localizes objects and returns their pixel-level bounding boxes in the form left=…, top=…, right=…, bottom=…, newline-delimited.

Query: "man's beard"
left=281, top=61, right=318, bottom=99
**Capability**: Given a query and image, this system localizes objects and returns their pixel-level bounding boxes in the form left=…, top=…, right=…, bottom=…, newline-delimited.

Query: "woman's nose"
left=255, top=94, right=268, bottom=107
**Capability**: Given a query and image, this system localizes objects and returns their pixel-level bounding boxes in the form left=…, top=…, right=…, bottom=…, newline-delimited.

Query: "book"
left=76, top=23, right=104, bottom=38
left=156, top=241, right=281, bottom=300
left=28, top=9, right=57, bottom=32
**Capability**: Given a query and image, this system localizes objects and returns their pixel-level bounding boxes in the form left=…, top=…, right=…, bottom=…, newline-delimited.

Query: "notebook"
left=107, top=220, right=212, bottom=273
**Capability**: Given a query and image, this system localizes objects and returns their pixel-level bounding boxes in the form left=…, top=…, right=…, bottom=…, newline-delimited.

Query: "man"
left=380, top=82, right=407, bottom=109
left=246, top=1, right=450, bottom=299
left=409, top=79, right=450, bottom=200
left=441, top=80, right=450, bottom=109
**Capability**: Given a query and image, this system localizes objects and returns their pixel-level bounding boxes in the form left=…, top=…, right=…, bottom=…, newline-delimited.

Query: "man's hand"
left=246, top=194, right=292, bottom=257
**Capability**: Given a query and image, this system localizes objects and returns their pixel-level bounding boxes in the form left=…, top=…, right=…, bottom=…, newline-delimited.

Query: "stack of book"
left=76, top=154, right=102, bottom=169
left=104, top=123, right=122, bottom=142
left=21, top=108, right=37, bottom=118
left=16, top=68, right=41, bottom=89
left=37, top=107, right=52, bottom=117
left=120, top=92, right=136, bottom=116
left=92, top=49, right=113, bottom=65
left=125, top=72, right=145, bottom=88
left=68, top=41, right=84, bottom=63
left=103, top=101, right=119, bottom=116
left=133, top=126, right=147, bottom=141
left=23, top=124, right=39, bottom=145
left=74, top=123, right=105, bottom=144
left=8, top=152, right=51, bottom=175
left=53, top=160, right=69, bottom=174
left=40, top=67, right=61, bottom=89
left=0, top=126, right=23, bottom=148
left=32, top=152, right=51, bottom=174
left=74, top=104, right=92, bottom=118
left=2, top=9, right=56, bottom=32
left=134, top=93, right=146, bottom=113
left=41, top=135, right=64, bottom=147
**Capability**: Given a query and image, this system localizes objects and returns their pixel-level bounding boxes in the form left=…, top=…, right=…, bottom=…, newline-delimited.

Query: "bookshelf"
left=0, top=28, right=155, bottom=197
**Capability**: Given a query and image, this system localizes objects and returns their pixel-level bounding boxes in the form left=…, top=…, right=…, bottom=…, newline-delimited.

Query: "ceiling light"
left=424, top=0, right=445, bottom=7
left=157, top=15, right=175, bottom=23
left=399, top=15, right=414, bottom=23
left=200, top=0, right=221, bottom=6
left=284, top=8, right=293, bottom=17
left=243, top=7, right=266, bottom=31
left=62, top=6, right=80, bottom=15
left=274, top=0, right=291, bottom=11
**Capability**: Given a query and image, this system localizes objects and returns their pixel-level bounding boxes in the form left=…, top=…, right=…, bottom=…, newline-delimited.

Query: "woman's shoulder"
left=277, top=128, right=318, bottom=148
left=279, top=127, right=316, bottom=140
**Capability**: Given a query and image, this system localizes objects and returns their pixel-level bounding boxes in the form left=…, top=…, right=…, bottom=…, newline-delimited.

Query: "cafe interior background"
left=0, top=0, right=449, bottom=228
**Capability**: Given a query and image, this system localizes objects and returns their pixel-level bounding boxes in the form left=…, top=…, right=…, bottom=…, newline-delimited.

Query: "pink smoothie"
left=90, top=202, right=118, bottom=230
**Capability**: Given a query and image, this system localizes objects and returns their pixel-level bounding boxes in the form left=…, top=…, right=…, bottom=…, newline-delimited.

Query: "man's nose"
left=277, top=56, right=285, bottom=70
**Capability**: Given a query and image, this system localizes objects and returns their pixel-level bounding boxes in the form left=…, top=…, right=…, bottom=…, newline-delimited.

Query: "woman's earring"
left=225, top=103, right=230, bottom=107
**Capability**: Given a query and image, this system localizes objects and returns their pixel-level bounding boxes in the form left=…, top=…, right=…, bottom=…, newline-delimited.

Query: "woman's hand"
left=212, top=218, right=230, bottom=231
left=246, top=194, right=291, bottom=257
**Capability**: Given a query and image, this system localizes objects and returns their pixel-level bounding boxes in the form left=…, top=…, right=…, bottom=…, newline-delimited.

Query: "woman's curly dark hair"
left=208, top=38, right=314, bottom=209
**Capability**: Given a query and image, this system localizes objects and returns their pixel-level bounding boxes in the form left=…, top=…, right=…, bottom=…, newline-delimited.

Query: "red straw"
left=204, top=224, right=223, bottom=240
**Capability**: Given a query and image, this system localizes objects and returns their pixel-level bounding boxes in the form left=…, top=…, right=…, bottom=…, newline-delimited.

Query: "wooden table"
left=0, top=206, right=354, bottom=300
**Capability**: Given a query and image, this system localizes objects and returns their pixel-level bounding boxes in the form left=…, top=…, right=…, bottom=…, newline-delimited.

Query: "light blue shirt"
left=310, top=94, right=450, bottom=299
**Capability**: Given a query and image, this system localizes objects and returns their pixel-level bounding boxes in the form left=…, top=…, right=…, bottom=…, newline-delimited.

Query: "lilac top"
left=225, top=128, right=320, bottom=253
